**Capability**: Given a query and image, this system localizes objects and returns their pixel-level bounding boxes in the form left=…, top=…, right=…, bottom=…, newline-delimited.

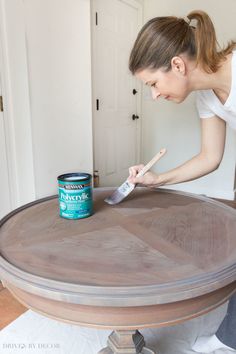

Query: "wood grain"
left=1, top=187, right=236, bottom=354
left=4, top=281, right=236, bottom=329
left=0, top=188, right=236, bottom=308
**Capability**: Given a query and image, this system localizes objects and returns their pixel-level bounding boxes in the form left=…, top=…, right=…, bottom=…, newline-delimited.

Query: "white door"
left=92, top=0, right=142, bottom=186
left=0, top=79, right=11, bottom=218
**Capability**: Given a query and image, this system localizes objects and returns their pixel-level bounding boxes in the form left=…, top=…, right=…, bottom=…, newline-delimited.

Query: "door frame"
left=0, top=0, right=36, bottom=208
left=91, top=0, right=143, bottom=179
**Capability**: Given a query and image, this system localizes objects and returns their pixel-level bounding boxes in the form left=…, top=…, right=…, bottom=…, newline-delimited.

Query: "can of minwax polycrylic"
left=57, top=173, right=93, bottom=219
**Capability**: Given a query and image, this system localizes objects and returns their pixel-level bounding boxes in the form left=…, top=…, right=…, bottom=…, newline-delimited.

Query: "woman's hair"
left=129, top=10, right=236, bottom=74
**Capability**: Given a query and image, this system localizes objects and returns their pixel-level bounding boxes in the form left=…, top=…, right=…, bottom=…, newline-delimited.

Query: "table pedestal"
left=98, top=330, right=155, bottom=354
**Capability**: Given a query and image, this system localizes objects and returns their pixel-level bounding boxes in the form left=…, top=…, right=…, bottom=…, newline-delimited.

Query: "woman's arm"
left=128, top=116, right=226, bottom=187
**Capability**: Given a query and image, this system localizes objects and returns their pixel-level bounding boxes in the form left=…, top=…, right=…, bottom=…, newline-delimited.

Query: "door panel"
left=92, top=0, right=142, bottom=186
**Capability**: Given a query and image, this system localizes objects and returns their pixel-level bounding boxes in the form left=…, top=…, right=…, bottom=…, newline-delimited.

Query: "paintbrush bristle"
left=104, top=181, right=135, bottom=205
left=104, top=190, right=126, bottom=205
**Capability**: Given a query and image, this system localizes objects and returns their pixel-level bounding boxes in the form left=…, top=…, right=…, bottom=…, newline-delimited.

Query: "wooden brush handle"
left=137, top=148, right=167, bottom=177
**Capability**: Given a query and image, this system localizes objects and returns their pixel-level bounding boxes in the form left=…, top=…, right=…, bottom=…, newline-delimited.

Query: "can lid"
left=57, top=173, right=91, bottom=182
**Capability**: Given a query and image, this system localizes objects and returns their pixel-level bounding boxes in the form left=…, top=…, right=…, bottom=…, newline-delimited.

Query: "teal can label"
left=57, top=173, right=93, bottom=220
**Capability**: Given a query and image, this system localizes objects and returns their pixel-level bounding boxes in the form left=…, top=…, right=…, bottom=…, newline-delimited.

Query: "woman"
left=128, top=10, right=236, bottom=354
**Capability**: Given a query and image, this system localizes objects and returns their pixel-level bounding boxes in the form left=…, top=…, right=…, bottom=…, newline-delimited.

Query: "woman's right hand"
left=128, top=164, right=144, bottom=179
left=128, top=164, right=163, bottom=187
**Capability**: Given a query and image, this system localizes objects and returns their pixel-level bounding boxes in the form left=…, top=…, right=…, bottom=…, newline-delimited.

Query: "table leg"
left=98, top=330, right=155, bottom=354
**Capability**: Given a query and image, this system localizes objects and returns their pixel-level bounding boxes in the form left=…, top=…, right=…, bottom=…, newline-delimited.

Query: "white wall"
left=0, top=0, right=36, bottom=207
left=24, top=0, right=93, bottom=198
left=0, top=0, right=93, bottom=205
left=142, top=0, right=236, bottom=199
left=1, top=0, right=235, bottom=206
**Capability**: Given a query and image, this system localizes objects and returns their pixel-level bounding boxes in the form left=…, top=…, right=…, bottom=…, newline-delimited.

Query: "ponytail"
left=129, top=10, right=236, bottom=74
left=187, top=10, right=236, bottom=73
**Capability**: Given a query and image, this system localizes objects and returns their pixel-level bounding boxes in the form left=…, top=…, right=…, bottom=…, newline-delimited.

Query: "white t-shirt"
left=196, top=50, right=236, bottom=130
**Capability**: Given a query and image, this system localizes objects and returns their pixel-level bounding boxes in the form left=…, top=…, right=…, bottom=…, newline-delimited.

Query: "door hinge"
left=0, top=96, right=3, bottom=112
left=95, top=12, right=98, bottom=25
left=93, top=170, right=99, bottom=187
left=96, top=99, right=99, bottom=111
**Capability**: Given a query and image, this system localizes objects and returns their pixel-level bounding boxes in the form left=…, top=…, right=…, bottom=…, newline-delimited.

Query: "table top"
left=0, top=188, right=236, bottom=307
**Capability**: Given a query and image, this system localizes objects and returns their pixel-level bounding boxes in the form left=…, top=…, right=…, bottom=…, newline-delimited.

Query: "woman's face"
left=135, top=58, right=190, bottom=103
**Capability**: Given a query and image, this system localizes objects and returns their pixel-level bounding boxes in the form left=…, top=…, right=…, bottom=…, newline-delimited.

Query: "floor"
left=0, top=282, right=27, bottom=330
left=0, top=198, right=235, bottom=353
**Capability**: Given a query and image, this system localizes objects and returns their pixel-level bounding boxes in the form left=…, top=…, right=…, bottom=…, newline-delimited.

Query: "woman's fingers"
left=128, top=164, right=160, bottom=187
left=128, top=164, right=144, bottom=178
left=129, top=171, right=158, bottom=186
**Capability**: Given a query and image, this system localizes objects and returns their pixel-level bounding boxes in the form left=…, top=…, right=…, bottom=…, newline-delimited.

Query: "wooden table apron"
left=0, top=187, right=236, bottom=331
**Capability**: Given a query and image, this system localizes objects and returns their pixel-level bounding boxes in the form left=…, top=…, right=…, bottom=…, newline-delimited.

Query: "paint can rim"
left=57, top=172, right=92, bottom=182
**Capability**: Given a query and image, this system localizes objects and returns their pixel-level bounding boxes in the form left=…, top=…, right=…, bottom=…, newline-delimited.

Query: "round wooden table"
left=0, top=188, right=236, bottom=354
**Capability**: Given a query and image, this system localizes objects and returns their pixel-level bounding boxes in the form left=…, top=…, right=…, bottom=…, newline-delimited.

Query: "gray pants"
left=216, top=293, right=236, bottom=349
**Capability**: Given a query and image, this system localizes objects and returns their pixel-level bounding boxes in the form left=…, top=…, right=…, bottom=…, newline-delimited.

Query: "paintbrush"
left=104, top=148, right=167, bottom=205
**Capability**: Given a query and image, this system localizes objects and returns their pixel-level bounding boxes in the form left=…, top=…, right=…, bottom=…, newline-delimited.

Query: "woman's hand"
left=127, top=116, right=226, bottom=188
left=128, top=164, right=162, bottom=187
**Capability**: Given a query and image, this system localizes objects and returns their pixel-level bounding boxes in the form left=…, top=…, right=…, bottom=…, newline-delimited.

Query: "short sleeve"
left=196, top=91, right=215, bottom=119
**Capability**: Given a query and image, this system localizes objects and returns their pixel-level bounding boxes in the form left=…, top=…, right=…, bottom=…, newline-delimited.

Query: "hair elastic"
left=186, top=17, right=197, bottom=28
left=184, top=16, right=191, bottom=25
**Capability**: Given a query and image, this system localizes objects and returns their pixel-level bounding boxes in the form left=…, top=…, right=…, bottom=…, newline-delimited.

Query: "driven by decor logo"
left=2, top=342, right=61, bottom=350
